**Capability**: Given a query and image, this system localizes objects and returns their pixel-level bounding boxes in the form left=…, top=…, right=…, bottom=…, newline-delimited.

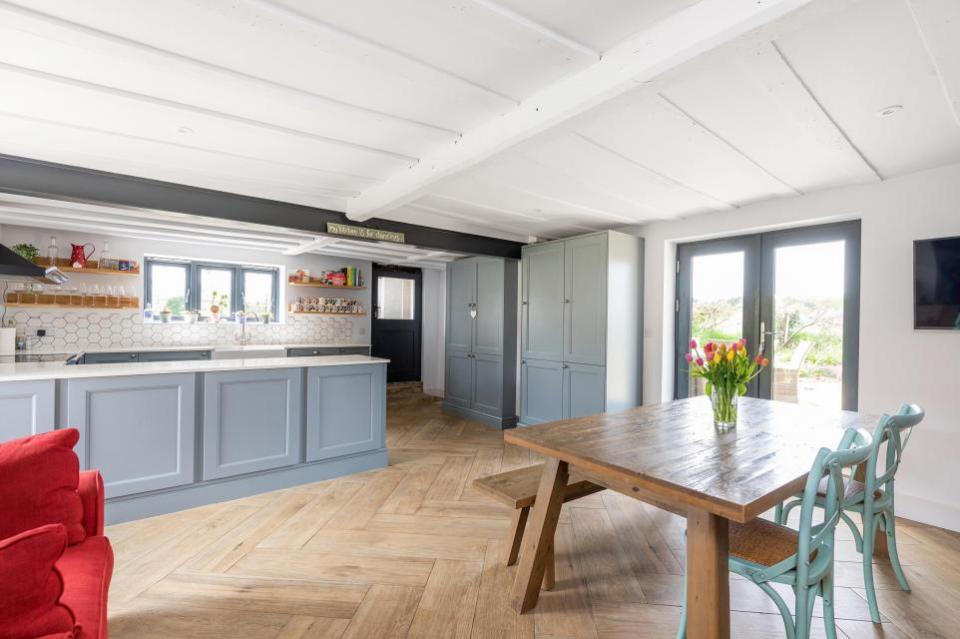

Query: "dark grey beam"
left=0, top=154, right=523, bottom=259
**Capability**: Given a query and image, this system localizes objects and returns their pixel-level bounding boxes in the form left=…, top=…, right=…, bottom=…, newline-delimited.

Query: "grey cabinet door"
left=443, top=350, right=473, bottom=409
left=202, top=368, right=303, bottom=480
left=471, top=353, right=502, bottom=416
left=65, top=374, right=196, bottom=498
left=564, top=234, right=607, bottom=365
left=473, top=258, right=503, bottom=356
left=0, top=380, right=55, bottom=442
left=446, top=259, right=476, bottom=352
left=519, top=358, right=563, bottom=425
left=563, top=363, right=606, bottom=420
left=338, top=347, right=370, bottom=355
left=82, top=351, right=140, bottom=364
left=306, top=364, right=386, bottom=462
left=522, top=243, right=565, bottom=361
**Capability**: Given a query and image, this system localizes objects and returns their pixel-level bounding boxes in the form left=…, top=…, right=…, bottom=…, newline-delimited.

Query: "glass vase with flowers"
left=685, top=339, right=769, bottom=432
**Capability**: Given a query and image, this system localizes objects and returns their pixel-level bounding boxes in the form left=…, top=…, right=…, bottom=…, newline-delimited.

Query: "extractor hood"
left=0, top=244, right=68, bottom=285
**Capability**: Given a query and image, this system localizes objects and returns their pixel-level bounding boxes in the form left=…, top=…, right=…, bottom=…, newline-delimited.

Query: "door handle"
left=562, top=364, right=569, bottom=369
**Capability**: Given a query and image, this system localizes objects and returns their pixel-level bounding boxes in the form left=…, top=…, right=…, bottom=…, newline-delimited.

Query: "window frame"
left=144, top=257, right=280, bottom=322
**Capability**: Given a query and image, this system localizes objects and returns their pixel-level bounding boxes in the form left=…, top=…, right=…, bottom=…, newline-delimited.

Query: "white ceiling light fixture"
left=877, top=104, right=904, bottom=118
left=175, top=125, right=195, bottom=134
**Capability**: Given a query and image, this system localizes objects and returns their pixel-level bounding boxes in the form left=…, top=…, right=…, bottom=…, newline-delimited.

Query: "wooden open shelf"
left=4, top=300, right=140, bottom=310
left=290, top=311, right=367, bottom=317
left=34, top=257, right=140, bottom=276
left=288, top=281, right=365, bottom=290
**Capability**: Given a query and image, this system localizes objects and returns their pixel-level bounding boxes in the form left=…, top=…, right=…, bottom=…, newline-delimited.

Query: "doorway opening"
left=675, top=221, right=860, bottom=410
left=371, top=265, right=422, bottom=383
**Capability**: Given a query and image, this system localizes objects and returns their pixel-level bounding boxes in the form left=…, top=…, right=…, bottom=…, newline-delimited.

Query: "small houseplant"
left=209, top=291, right=229, bottom=321
left=11, top=243, right=39, bottom=263
left=685, top=339, right=769, bottom=431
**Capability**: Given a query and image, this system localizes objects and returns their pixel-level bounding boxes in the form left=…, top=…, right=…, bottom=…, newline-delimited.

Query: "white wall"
left=421, top=268, right=446, bottom=396
left=0, top=223, right=372, bottom=345
left=636, top=162, right=960, bottom=531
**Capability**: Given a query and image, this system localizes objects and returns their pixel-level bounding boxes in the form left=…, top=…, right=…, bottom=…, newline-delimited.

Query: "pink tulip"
left=689, top=339, right=698, bottom=349
left=685, top=353, right=693, bottom=363
left=739, top=338, right=747, bottom=348
left=704, top=342, right=715, bottom=352
left=731, top=341, right=739, bottom=352
left=696, top=357, right=704, bottom=366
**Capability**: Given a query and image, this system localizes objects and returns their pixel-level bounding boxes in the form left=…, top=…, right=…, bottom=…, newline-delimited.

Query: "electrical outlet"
left=36, top=329, right=47, bottom=337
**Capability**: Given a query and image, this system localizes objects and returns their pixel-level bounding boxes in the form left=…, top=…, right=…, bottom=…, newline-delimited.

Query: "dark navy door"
left=371, top=266, right=422, bottom=383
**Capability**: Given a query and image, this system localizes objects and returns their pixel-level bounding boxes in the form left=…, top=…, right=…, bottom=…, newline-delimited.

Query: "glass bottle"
left=100, top=241, right=111, bottom=270
left=47, top=236, right=58, bottom=263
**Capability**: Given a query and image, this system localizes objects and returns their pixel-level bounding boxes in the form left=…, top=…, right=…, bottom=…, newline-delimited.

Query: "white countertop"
left=64, top=343, right=372, bottom=354
left=0, top=354, right=388, bottom=383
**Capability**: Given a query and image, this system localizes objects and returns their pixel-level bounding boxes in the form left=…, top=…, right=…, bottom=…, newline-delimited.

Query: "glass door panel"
left=770, top=241, right=845, bottom=409
left=688, top=252, right=745, bottom=397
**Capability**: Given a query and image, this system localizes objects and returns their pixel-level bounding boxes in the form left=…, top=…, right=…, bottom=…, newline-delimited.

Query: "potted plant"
left=685, top=339, right=769, bottom=431
left=184, top=310, right=199, bottom=324
left=11, top=243, right=39, bottom=263
left=159, top=308, right=172, bottom=323
left=209, top=291, right=229, bottom=322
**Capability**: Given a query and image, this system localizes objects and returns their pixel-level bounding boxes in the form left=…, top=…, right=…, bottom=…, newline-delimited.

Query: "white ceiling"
left=0, top=0, right=958, bottom=241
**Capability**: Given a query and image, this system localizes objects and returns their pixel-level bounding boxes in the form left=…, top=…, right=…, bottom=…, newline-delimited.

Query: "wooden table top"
left=504, top=397, right=877, bottom=522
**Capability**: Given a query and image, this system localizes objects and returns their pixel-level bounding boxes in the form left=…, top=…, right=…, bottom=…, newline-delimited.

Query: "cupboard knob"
left=564, top=299, right=570, bottom=303
left=563, top=364, right=569, bottom=369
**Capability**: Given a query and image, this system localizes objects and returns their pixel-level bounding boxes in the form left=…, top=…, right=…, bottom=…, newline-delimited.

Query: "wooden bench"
left=473, top=464, right=604, bottom=590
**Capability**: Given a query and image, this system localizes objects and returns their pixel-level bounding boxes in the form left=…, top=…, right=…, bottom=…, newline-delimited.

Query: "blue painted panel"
left=473, top=258, right=504, bottom=356
left=472, top=353, right=502, bottom=416
left=563, top=234, right=607, bottom=365
left=522, top=242, right=565, bottom=361
left=287, top=347, right=340, bottom=357
left=202, top=368, right=303, bottom=480
left=0, top=380, right=55, bottom=442
left=563, top=363, right=606, bottom=419
left=65, top=373, right=196, bottom=498
left=306, top=364, right=386, bottom=462
left=520, top=358, right=563, bottom=425
left=443, top=351, right=473, bottom=409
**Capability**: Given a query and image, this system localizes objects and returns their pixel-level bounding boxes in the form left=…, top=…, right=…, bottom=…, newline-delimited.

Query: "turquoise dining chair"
left=776, top=404, right=924, bottom=623
left=677, top=428, right=873, bottom=639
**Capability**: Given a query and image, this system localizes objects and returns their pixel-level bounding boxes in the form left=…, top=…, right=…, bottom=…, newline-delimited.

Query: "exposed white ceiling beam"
left=468, top=0, right=599, bottom=60
left=246, top=0, right=517, bottom=106
left=345, top=0, right=816, bottom=221
left=283, top=237, right=339, bottom=256
left=0, top=61, right=416, bottom=162
left=0, top=1, right=456, bottom=137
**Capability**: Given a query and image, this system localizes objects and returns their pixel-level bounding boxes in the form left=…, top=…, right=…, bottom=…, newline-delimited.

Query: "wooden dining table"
left=504, top=396, right=877, bottom=639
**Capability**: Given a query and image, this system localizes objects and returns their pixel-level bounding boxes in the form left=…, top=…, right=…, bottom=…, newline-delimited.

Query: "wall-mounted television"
left=914, top=235, right=960, bottom=330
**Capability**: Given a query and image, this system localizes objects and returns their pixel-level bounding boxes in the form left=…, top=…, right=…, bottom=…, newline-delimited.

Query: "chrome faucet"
left=234, top=313, right=253, bottom=345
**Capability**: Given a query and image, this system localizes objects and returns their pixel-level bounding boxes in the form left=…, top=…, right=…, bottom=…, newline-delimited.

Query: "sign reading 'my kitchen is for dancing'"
left=326, top=223, right=405, bottom=244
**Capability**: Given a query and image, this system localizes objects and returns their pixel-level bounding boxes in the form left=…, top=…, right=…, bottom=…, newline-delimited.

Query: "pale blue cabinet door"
left=522, top=243, right=565, bottom=361
left=306, top=364, right=386, bottom=462
left=444, top=351, right=473, bottom=409
left=472, top=353, right=502, bottom=416
left=287, top=347, right=340, bottom=357
left=0, top=380, right=55, bottom=442
left=564, top=234, right=607, bottom=365
left=563, top=363, right=606, bottom=419
left=473, top=258, right=503, bottom=356
left=446, top=259, right=476, bottom=352
left=520, top=359, right=563, bottom=425
left=202, top=368, right=303, bottom=480
left=65, top=374, right=196, bottom=498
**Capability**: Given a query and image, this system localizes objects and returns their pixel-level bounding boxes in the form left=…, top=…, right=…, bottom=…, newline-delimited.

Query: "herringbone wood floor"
left=107, top=390, right=960, bottom=638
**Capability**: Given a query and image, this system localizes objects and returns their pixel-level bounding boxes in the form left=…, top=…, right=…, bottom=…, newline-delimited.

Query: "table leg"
left=511, top=458, right=568, bottom=613
left=686, top=508, right=730, bottom=639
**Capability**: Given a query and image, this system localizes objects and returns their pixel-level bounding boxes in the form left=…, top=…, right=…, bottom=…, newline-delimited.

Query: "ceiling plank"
left=468, top=0, right=600, bottom=59
left=283, top=237, right=339, bottom=256
left=907, top=0, right=960, bottom=129
left=345, top=0, right=817, bottom=220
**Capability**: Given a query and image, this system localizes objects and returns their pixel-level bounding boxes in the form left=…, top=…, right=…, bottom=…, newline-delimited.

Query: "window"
left=144, top=258, right=279, bottom=322
left=376, top=276, right=416, bottom=320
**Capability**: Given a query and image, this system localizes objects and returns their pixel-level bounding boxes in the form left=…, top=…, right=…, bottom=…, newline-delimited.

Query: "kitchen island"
left=0, top=353, right=388, bottom=523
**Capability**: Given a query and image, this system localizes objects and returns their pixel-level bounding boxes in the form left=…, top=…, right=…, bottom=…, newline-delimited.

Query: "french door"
left=675, top=221, right=860, bottom=410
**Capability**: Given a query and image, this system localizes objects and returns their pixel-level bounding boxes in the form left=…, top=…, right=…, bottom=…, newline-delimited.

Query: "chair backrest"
left=864, top=403, right=925, bottom=497
left=795, top=427, right=873, bottom=573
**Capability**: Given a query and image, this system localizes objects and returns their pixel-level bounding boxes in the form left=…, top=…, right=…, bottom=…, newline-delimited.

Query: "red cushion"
left=0, top=524, right=78, bottom=639
left=57, top=536, right=114, bottom=639
left=0, top=429, right=85, bottom=544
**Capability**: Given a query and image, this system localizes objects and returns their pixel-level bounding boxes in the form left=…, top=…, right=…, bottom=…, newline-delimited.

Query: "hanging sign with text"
left=326, top=223, right=405, bottom=244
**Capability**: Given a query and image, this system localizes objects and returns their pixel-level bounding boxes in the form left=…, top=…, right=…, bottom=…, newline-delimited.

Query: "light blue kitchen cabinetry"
left=202, top=368, right=303, bottom=480
left=306, top=363, right=386, bottom=462
left=64, top=373, right=197, bottom=498
left=0, top=380, right=55, bottom=441
left=519, top=231, right=643, bottom=425
left=443, top=257, right=518, bottom=428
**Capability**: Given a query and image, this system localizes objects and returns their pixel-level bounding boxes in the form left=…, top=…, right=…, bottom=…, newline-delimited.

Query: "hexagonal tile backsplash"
left=9, top=310, right=355, bottom=353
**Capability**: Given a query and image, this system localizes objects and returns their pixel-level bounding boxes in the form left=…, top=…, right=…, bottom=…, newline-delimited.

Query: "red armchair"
left=58, top=470, right=114, bottom=639
left=0, top=428, right=113, bottom=639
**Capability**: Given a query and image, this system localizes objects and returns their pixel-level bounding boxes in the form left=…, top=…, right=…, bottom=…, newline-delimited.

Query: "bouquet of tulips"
left=685, top=339, right=769, bottom=428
